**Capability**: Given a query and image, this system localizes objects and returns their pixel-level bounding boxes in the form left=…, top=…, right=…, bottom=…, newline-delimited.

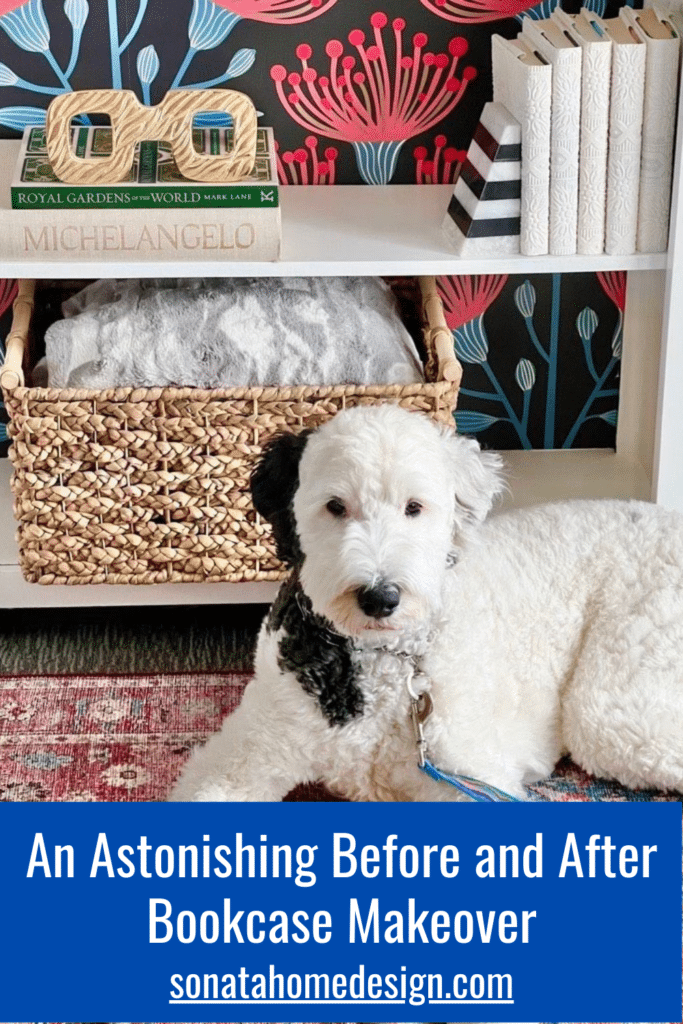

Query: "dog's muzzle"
left=356, top=582, right=401, bottom=619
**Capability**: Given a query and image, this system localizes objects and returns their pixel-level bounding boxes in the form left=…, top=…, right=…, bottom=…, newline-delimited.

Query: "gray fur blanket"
left=44, top=277, right=425, bottom=389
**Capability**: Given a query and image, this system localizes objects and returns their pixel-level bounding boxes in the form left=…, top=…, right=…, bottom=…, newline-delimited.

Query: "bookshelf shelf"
left=1, top=111, right=682, bottom=604
left=0, top=175, right=668, bottom=279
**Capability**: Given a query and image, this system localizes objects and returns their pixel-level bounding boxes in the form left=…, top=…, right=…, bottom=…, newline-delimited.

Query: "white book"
left=521, top=17, right=581, bottom=255
left=585, top=10, right=646, bottom=256
left=0, top=140, right=281, bottom=263
left=552, top=8, right=612, bottom=255
left=621, top=5, right=680, bottom=253
left=492, top=34, right=552, bottom=256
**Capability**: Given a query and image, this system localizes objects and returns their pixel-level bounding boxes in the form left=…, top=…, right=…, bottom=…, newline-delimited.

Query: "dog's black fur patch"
left=250, top=430, right=311, bottom=568
left=267, top=572, right=364, bottom=727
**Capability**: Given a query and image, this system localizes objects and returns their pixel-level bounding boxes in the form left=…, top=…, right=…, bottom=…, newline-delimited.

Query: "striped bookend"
left=442, top=102, right=521, bottom=256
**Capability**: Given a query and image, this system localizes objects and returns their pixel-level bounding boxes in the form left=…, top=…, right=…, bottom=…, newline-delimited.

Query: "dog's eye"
left=405, top=500, right=423, bottom=517
left=326, top=498, right=347, bottom=518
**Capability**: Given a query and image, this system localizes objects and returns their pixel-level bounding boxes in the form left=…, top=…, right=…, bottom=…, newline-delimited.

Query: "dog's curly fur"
left=170, top=404, right=683, bottom=802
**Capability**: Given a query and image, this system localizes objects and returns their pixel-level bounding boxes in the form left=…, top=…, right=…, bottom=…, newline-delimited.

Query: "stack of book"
left=0, top=124, right=281, bottom=261
left=490, top=3, right=680, bottom=257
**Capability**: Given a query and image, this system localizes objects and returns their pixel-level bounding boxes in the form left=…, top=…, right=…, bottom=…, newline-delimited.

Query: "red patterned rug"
left=0, top=671, right=680, bottom=803
left=3, top=675, right=680, bottom=1024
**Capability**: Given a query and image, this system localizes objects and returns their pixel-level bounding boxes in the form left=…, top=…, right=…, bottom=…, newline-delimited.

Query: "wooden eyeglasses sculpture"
left=45, top=88, right=258, bottom=185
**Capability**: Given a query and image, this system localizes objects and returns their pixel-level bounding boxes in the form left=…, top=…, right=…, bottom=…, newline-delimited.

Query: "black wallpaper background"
left=0, top=0, right=643, bottom=449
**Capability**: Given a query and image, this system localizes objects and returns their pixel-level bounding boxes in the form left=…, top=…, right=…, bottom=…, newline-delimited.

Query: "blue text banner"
left=0, top=800, right=680, bottom=1022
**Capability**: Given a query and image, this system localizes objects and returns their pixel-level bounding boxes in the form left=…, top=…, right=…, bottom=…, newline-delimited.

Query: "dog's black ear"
left=250, top=430, right=311, bottom=568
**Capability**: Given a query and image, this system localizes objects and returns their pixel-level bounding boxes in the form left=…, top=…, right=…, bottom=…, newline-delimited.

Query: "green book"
left=11, top=125, right=279, bottom=210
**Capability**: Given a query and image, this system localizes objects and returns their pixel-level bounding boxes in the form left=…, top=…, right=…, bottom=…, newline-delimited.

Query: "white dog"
left=171, top=404, right=683, bottom=802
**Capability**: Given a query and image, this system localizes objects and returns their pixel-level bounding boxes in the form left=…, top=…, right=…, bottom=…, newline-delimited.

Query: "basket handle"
left=417, top=276, right=461, bottom=385
left=0, top=278, right=35, bottom=391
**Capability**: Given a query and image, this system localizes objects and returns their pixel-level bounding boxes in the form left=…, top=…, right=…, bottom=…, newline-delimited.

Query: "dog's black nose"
left=357, top=583, right=401, bottom=619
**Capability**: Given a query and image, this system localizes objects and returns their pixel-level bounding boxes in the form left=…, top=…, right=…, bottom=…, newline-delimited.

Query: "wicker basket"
left=1, top=276, right=461, bottom=586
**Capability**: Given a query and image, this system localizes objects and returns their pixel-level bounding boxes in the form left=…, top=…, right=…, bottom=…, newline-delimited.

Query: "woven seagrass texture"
left=2, top=277, right=461, bottom=586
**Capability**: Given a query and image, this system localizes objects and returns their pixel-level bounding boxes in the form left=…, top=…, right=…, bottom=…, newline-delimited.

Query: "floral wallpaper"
left=439, top=271, right=623, bottom=449
left=0, top=0, right=638, bottom=449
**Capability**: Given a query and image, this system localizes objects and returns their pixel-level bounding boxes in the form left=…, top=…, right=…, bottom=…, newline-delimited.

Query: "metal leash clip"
left=409, top=689, right=433, bottom=768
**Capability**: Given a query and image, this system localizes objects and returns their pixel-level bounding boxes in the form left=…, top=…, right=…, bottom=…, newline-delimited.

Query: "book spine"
left=605, top=44, right=646, bottom=256
left=577, top=44, right=611, bottom=255
left=636, top=39, right=680, bottom=252
left=521, top=18, right=581, bottom=255
left=138, top=140, right=159, bottom=184
left=10, top=184, right=280, bottom=210
left=0, top=207, right=282, bottom=261
left=546, top=52, right=581, bottom=255
left=74, top=127, right=89, bottom=158
left=492, top=36, right=552, bottom=256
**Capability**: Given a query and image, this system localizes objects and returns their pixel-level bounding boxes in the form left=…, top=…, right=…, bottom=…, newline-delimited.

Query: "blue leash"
left=408, top=676, right=523, bottom=803
left=419, top=758, right=522, bottom=803
left=409, top=690, right=522, bottom=803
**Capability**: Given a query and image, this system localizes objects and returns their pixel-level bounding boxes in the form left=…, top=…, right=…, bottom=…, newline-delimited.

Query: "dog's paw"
left=168, top=777, right=239, bottom=802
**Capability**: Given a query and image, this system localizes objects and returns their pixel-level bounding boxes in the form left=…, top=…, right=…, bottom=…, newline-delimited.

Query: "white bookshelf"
left=0, top=182, right=669, bottom=278
left=1, top=125, right=682, bottom=606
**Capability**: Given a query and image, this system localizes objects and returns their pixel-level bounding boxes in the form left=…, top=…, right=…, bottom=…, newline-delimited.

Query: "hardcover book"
left=492, top=34, right=552, bottom=256
left=0, top=139, right=281, bottom=262
left=586, top=9, right=647, bottom=256
left=521, top=16, right=582, bottom=256
left=552, top=8, right=612, bottom=256
left=11, top=125, right=279, bottom=211
left=620, top=5, right=680, bottom=253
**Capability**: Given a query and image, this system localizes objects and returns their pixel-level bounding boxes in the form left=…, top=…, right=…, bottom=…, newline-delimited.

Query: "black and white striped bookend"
left=442, top=101, right=521, bottom=256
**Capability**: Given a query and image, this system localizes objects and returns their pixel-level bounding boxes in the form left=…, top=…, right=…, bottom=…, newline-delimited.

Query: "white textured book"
left=0, top=139, right=281, bottom=262
left=587, top=9, right=646, bottom=256
left=621, top=5, right=680, bottom=253
left=521, top=16, right=581, bottom=255
left=552, top=8, right=612, bottom=255
left=492, top=34, right=552, bottom=256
